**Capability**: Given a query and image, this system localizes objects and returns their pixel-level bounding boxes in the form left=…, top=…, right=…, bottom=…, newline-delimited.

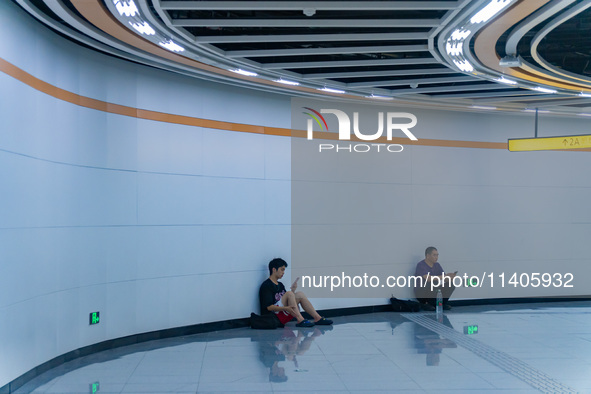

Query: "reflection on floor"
left=14, top=301, right=591, bottom=393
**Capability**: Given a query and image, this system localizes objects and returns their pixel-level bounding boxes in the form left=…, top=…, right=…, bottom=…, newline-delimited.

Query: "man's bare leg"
left=281, top=291, right=306, bottom=322
left=294, top=291, right=323, bottom=322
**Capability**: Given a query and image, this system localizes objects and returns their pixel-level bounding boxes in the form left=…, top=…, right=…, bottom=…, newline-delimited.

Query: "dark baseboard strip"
left=3, top=296, right=590, bottom=393
left=448, top=295, right=591, bottom=307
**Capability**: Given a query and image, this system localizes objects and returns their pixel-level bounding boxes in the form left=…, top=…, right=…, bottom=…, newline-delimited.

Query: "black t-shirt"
left=259, top=278, right=286, bottom=315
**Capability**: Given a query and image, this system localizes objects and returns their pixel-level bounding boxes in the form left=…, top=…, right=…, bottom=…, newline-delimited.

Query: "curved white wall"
left=2, top=0, right=591, bottom=388
left=0, top=1, right=295, bottom=386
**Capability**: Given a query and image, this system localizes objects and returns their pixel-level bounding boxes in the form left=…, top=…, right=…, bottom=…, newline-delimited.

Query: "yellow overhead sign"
left=508, top=135, right=591, bottom=152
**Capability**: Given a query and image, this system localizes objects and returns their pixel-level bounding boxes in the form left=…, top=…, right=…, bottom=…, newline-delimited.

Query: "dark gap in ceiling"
left=166, top=9, right=447, bottom=20
left=426, top=87, right=521, bottom=97
left=184, top=26, right=432, bottom=36
left=536, top=7, right=591, bottom=77
left=215, top=40, right=428, bottom=52
left=338, top=72, right=465, bottom=84
left=291, top=64, right=446, bottom=75
left=254, top=51, right=433, bottom=64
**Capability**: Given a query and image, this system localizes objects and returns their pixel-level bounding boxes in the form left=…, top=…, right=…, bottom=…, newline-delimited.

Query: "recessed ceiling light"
left=453, top=59, right=474, bottom=72
left=446, top=41, right=463, bottom=56
left=495, top=76, right=517, bottom=85
left=532, top=86, right=557, bottom=94
left=366, top=94, right=393, bottom=100
left=114, top=0, right=138, bottom=16
left=230, top=69, right=258, bottom=77
left=471, top=105, right=496, bottom=110
left=275, top=79, right=300, bottom=86
left=129, top=21, right=155, bottom=35
left=470, top=0, right=512, bottom=24
left=450, top=28, right=471, bottom=41
left=159, top=40, right=184, bottom=52
left=318, top=87, right=345, bottom=94
left=577, top=113, right=591, bottom=117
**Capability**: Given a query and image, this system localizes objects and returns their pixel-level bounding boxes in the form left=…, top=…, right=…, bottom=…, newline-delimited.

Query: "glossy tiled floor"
left=14, top=301, right=591, bottom=393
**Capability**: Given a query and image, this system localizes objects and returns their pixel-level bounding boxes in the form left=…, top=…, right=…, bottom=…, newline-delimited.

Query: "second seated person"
left=414, top=247, right=457, bottom=311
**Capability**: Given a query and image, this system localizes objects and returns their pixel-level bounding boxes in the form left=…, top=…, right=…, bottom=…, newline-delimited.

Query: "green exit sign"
left=90, top=382, right=100, bottom=393
left=463, top=325, right=478, bottom=335
left=89, top=312, right=100, bottom=325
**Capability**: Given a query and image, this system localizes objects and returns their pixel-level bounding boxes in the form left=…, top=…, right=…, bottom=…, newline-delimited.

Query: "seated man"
left=414, top=247, right=456, bottom=311
left=259, top=258, right=333, bottom=327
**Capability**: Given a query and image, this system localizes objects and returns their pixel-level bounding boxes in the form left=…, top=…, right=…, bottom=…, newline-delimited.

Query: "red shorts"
left=276, top=310, right=294, bottom=325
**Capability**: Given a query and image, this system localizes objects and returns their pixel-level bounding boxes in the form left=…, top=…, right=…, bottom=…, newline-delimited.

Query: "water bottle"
left=436, top=289, right=443, bottom=316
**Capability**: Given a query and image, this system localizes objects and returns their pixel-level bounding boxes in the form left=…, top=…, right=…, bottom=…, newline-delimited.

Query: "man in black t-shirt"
left=259, top=258, right=333, bottom=328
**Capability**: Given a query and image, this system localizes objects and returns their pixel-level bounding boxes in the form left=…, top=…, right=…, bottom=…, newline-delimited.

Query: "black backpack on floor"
left=250, top=312, right=284, bottom=329
left=390, top=297, right=421, bottom=312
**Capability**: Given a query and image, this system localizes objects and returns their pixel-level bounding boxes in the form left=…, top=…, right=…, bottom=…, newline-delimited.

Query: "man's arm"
left=421, top=272, right=455, bottom=283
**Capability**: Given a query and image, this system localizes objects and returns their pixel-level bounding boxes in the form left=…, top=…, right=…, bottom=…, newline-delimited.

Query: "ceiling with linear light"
left=12, top=0, right=591, bottom=114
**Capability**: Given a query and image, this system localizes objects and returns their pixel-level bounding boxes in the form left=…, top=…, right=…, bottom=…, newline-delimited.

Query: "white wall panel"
left=0, top=154, right=137, bottom=228
left=55, top=288, right=82, bottom=353
left=136, top=226, right=202, bottom=279
left=200, top=177, right=266, bottom=225
left=137, top=172, right=203, bottom=225
left=412, top=145, right=491, bottom=186
left=264, top=180, right=290, bottom=224
left=167, top=275, right=205, bottom=329
left=196, top=271, right=263, bottom=322
left=136, top=120, right=203, bottom=175
left=411, top=185, right=490, bottom=224
left=487, top=223, right=573, bottom=261
left=489, top=149, right=588, bottom=188
left=202, top=128, right=266, bottom=179
left=105, top=282, right=138, bottom=340
left=0, top=228, right=59, bottom=307
left=264, top=135, right=291, bottom=180
left=201, top=225, right=267, bottom=273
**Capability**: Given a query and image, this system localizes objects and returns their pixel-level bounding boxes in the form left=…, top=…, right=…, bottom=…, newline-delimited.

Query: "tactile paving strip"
left=403, top=313, right=578, bottom=394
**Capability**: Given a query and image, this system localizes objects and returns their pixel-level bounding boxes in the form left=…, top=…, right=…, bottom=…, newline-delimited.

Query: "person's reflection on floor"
left=255, top=326, right=333, bottom=382
left=413, top=315, right=457, bottom=366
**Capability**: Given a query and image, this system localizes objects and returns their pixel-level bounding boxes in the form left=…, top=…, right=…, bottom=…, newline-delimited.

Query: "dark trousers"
left=414, top=284, right=455, bottom=306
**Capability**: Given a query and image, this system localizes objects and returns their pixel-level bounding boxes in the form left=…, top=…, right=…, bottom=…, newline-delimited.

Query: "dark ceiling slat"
left=226, top=45, right=430, bottom=58
left=159, top=1, right=461, bottom=11
left=263, top=58, right=441, bottom=69
left=171, top=19, right=441, bottom=28
left=304, top=68, right=457, bottom=79
left=348, top=75, right=477, bottom=88
left=195, top=32, right=430, bottom=43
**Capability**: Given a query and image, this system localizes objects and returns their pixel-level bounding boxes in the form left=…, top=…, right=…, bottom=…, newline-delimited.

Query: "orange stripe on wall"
left=0, top=56, right=290, bottom=136
left=4, top=56, right=587, bottom=151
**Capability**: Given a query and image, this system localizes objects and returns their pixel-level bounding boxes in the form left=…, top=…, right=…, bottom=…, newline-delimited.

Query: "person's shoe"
left=314, top=317, right=333, bottom=325
left=420, top=303, right=435, bottom=311
left=443, top=304, right=452, bottom=310
left=295, top=320, right=315, bottom=328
